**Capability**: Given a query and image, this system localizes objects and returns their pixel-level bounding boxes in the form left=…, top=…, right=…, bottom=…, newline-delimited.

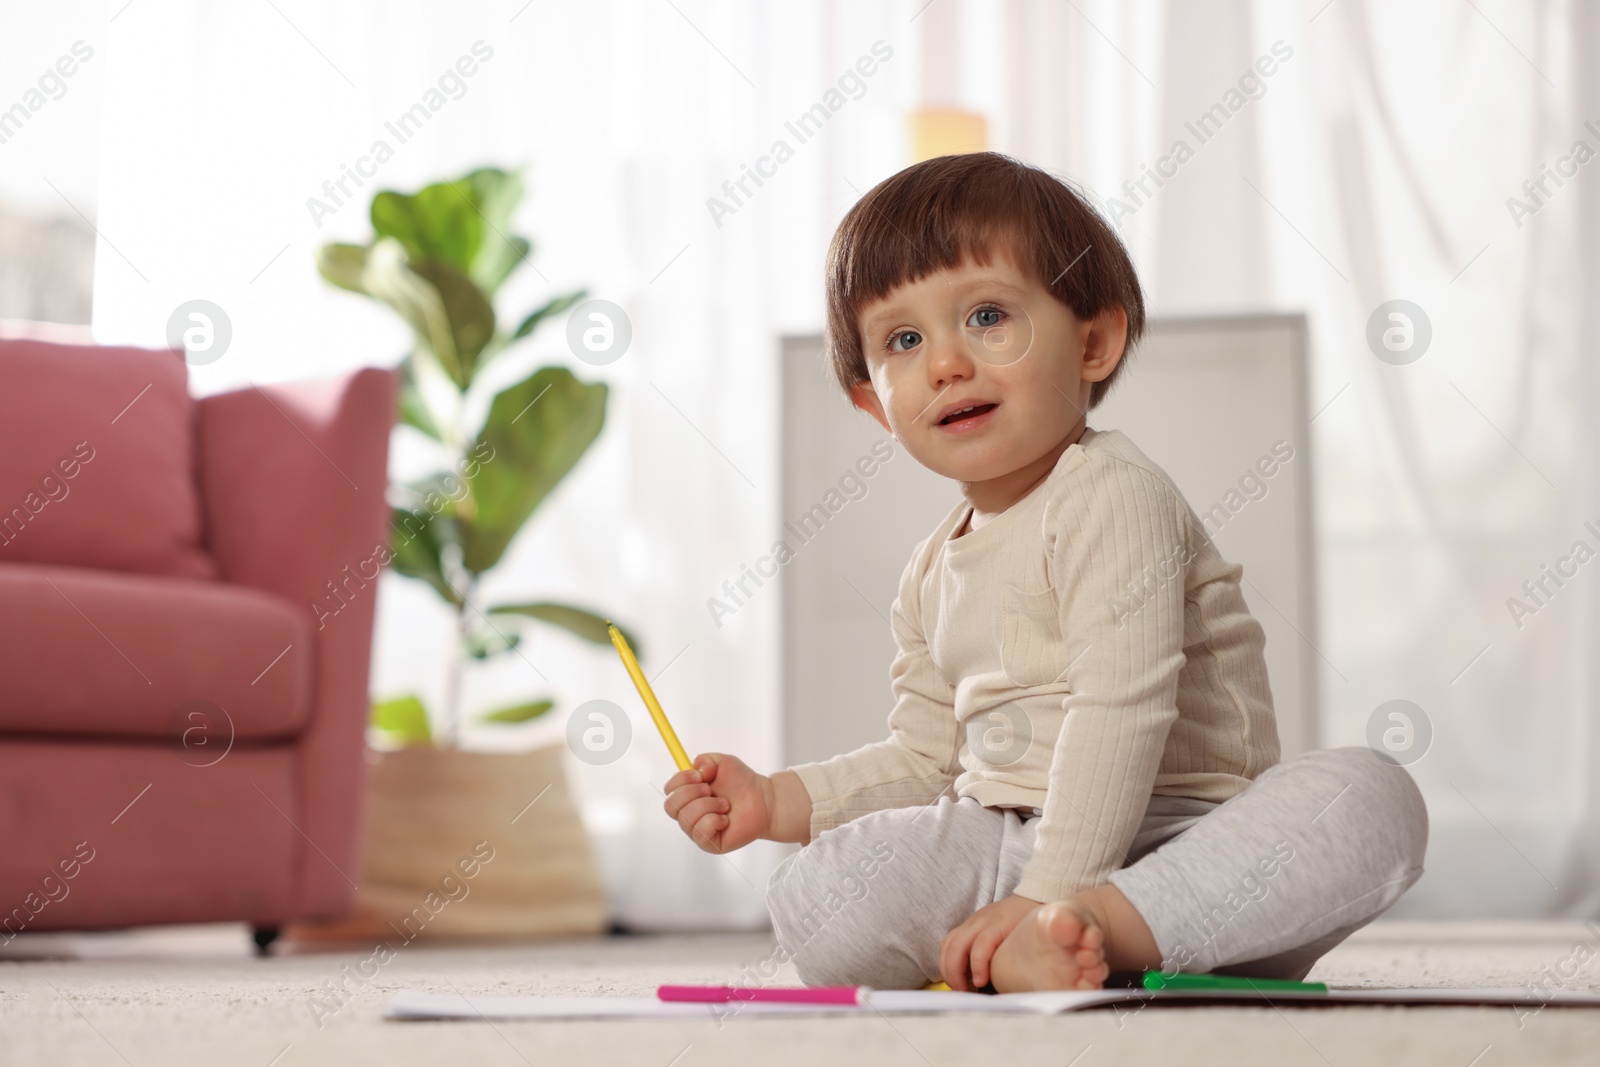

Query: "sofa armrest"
left=197, top=367, right=396, bottom=918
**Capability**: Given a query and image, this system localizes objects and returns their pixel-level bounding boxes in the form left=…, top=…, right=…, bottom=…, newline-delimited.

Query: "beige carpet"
left=2, top=920, right=1597, bottom=1065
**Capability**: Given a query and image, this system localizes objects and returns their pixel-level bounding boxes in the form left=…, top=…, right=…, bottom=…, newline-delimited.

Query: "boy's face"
left=848, top=246, right=1126, bottom=487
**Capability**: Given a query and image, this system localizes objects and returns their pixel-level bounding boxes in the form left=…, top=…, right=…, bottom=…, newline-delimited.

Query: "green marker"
left=1143, top=971, right=1328, bottom=994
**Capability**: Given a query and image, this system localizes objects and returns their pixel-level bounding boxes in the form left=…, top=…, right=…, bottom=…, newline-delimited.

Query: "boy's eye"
left=885, top=329, right=921, bottom=353
left=968, top=306, right=1005, bottom=329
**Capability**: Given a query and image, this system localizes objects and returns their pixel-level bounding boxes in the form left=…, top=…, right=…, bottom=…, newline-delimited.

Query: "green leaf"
left=478, top=236, right=531, bottom=297
left=406, top=255, right=492, bottom=385
left=397, top=360, right=443, bottom=442
left=400, top=471, right=473, bottom=516
left=512, top=289, right=588, bottom=341
left=463, top=625, right=521, bottom=660
left=408, top=259, right=496, bottom=388
left=466, top=284, right=582, bottom=384
left=388, top=505, right=461, bottom=605
left=372, top=695, right=432, bottom=745
left=461, top=365, right=607, bottom=573
left=479, top=699, right=555, bottom=725
left=460, top=167, right=529, bottom=293
left=316, top=243, right=373, bottom=294
left=370, top=168, right=529, bottom=295
left=371, top=185, right=479, bottom=276
left=465, top=166, right=526, bottom=230
left=488, top=602, right=632, bottom=652
left=317, top=241, right=495, bottom=391
left=316, top=238, right=468, bottom=388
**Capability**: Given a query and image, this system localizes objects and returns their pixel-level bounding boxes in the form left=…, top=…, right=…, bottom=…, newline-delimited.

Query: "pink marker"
left=658, top=984, right=866, bottom=1005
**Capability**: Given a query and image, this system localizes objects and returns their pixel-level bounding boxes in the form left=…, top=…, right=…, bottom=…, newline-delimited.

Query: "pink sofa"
left=0, top=338, right=395, bottom=951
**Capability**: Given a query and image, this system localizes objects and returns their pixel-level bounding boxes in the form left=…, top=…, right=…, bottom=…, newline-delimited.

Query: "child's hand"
left=662, top=753, right=773, bottom=854
left=939, top=894, right=1041, bottom=991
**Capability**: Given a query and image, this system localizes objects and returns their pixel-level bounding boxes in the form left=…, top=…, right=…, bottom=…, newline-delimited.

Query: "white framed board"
left=779, top=312, right=1318, bottom=767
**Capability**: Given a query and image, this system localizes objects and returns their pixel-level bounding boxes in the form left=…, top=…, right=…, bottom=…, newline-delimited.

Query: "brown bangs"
left=823, top=151, right=1145, bottom=409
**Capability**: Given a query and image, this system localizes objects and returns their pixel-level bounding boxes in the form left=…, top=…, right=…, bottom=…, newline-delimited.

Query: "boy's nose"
left=925, top=333, right=976, bottom=391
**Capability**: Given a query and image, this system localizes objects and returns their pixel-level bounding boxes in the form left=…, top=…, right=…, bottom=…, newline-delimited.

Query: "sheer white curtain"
left=1287, top=0, right=1593, bottom=919
left=992, top=0, right=1593, bottom=918
left=91, top=0, right=1598, bottom=926
left=1196, top=0, right=1592, bottom=920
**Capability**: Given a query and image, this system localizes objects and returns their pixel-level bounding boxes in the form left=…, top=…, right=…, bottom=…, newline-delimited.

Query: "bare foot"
left=990, top=898, right=1110, bottom=992
left=991, top=885, right=1163, bottom=992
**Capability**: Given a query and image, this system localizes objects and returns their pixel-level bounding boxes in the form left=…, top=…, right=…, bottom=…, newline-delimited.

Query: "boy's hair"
left=824, top=151, right=1145, bottom=409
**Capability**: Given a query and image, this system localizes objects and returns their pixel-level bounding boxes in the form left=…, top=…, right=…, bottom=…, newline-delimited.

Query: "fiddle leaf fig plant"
left=317, top=166, right=637, bottom=747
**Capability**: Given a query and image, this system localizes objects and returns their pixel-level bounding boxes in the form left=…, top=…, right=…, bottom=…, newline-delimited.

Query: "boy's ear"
left=849, top=380, right=893, bottom=434
left=1081, top=305, right=1129, bottom=384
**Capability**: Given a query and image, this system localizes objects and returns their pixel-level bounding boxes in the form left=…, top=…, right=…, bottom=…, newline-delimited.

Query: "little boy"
left=663, top=152, right=1428, bottom=992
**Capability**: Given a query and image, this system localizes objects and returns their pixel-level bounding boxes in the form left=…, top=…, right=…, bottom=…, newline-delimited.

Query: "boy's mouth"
left=936, top=401, right=998, bottom=427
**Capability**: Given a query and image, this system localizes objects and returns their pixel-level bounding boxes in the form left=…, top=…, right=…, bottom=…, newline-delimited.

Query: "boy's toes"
left=1038, top=901, right=1085, bottom=947
left=1036, top=899, right=1109, bottom=990
left=1039, top=899, right=1100, bottom=950
left=1071, top=956, right=1110, bottom=990
left=994, top=898, right=1112, bottom=992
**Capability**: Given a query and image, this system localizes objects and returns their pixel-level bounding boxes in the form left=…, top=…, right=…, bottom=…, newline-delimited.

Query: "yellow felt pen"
left=607, top=622, right=692, bottom=771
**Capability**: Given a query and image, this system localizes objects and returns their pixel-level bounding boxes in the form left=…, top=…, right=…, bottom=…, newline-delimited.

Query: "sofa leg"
left=252, top=926, right=281, bottom=956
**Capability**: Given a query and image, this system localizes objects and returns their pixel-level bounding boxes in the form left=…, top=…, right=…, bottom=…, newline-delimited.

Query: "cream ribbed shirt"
left=789, top=427, right=1281, bottom=902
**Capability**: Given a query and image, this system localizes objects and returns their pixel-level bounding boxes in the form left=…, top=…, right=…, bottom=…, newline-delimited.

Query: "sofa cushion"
left=0, top=339, right=215, bottom=579
left=0, top=563, right=311, bottom=740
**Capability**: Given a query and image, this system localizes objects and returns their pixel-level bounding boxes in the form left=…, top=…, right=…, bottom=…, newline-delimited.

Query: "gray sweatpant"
left=766, top=746, right=1428, bottom=988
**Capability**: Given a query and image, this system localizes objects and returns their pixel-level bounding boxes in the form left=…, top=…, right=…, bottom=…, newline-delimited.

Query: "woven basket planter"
left=292, top=743, right=608, bottom=942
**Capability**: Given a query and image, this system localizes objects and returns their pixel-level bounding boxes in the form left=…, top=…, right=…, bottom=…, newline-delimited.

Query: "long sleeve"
left=788, top=534, right=962, bottom=839
left=1012, top=459, right=1187, bottom=902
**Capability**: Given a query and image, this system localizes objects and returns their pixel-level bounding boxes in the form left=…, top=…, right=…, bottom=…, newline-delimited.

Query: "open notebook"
left=387, top=986, right=1600, bottom=1020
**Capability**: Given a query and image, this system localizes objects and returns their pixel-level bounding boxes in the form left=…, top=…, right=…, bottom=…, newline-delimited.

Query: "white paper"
left=384, top=985, right=1600, bottom=1021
